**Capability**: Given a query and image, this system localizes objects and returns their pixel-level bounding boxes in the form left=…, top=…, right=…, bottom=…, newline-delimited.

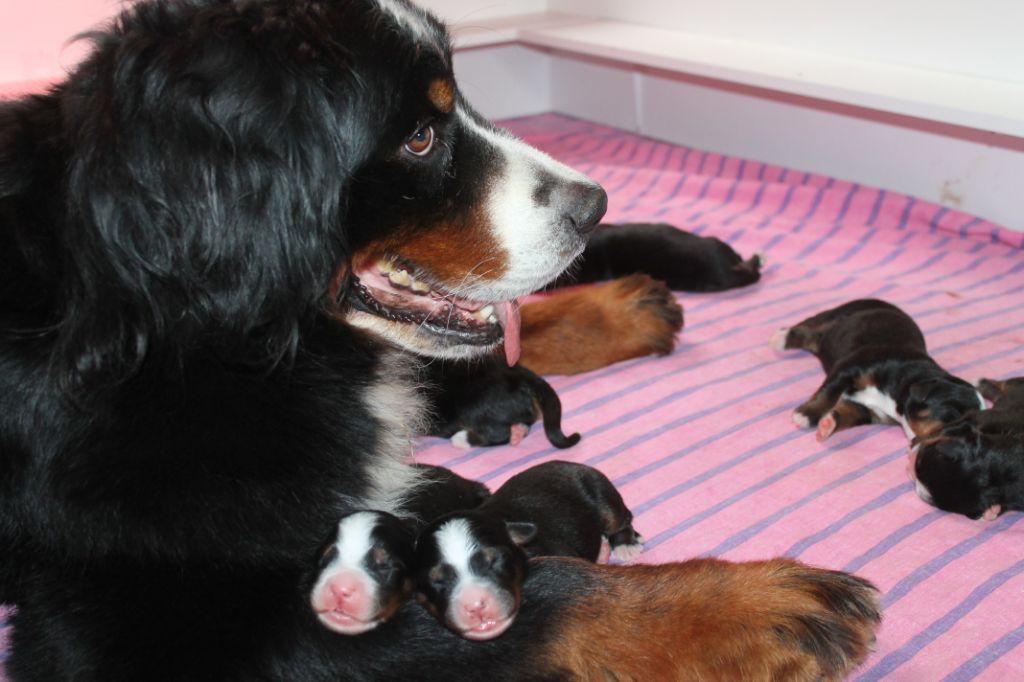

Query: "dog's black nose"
left=565, top=183, right=608, bottom=237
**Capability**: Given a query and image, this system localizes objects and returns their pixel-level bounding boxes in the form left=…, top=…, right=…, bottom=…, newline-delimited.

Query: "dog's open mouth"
left=349, top=259, right=521, bottom=365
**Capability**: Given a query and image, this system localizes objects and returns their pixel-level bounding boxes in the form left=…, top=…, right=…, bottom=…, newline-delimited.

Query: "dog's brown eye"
left=404, top=125, right=435, bottom=157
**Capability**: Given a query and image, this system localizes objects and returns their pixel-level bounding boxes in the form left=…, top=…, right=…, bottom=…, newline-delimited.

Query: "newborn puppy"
left=423, top=357, right=580, bottom=449
left=414, top=513, right=532, bottom=641
left=551, top=222, right=764, bottom=292
left=414, top=461, right=643, bottom=641
left=772, top=299, right=983, bottom=443
left=310, top=511, right=415, bottom=635
left=479, top=460, right=644, bottom=563
left=910, top=376, right=1024, bottom=520
left=403, top=463, right=491, bottom=531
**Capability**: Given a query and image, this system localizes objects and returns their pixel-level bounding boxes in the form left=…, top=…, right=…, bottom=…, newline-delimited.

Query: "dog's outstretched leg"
left=519, top=275, right=683, bottom=376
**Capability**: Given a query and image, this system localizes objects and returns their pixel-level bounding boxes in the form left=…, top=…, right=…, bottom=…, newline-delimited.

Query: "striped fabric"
left=413, top=114, right=1024, bottom=681
left=2, top=113, right=1022, bottom=680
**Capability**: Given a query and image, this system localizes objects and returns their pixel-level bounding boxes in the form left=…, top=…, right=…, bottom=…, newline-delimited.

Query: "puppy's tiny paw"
left=816, top=413, right=837, bottom=442
left=792, top=411, right=812, bottom=429
left=610, top=542, right=644, bottom=563
left=450, top=430, right=472, bottom=449
left=508, top=423, right=530, bottom=446
left=770, top=327, right=790, bottom=352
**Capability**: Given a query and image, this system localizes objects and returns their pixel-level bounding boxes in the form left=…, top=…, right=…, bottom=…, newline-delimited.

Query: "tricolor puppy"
left=910, top=376, right=1024, bottom=520
left=551, top=222, right=764, bottom=292
left=415, top=512, right=532, bottom=641
left=310, top=511, right=415, bottom=636
left=423, top=357, right=581, bottom=449
left=772, top=299, right=983, bottom=443
left=414, top=461, right=643, bottom=641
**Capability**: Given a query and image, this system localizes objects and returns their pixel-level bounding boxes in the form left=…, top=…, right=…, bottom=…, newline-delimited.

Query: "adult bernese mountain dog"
left=0, top=0, right=880, bottom=679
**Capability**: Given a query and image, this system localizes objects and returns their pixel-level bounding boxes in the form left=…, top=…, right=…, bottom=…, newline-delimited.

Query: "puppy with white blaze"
left=0, top=0, right=880, bottom=678
left=311, top=512, right=416, bottom=635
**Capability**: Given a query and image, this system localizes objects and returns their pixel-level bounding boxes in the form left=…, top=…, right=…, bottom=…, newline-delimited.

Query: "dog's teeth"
left=376, top=259, right=395, bottom=274
left=411, top=280, right=431, bottom=294
left=487, top=314, right=498, bottom=324
left=479, top=305, right=495, bottom=318
left=388, top=269, right=412, bottom=287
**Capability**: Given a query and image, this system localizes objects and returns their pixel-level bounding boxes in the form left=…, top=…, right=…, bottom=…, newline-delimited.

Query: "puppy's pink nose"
left=328, top=572, right=364, bottom=605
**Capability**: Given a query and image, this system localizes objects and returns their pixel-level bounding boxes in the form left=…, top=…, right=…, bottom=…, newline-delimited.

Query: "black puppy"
left=423, top=357, right=580, bottom=448
left=310, top=511, right=416, bottom=636
left=552, top=222, right=764, bottom=292
left=911, top=377, right=1024, bottom=520
left=773, top=299, right=983, bottom=443
left=403, top=463, right=491, bottom=531
left=414, top=461, right=643, bottom=641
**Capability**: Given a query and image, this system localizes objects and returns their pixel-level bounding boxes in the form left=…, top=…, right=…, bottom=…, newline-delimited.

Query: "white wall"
left=418, top=0, right=547, bottom=22
left=549, top=0, right=1024, bottom=85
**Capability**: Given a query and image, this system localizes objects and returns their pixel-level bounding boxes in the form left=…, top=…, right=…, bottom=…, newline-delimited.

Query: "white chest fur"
left=844, top=386, right=915, bottom=439
left=359, top=353, right=428, bottom=514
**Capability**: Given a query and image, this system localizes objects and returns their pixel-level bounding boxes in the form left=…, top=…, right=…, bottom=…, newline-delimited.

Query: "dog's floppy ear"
left=52, top=3, right=375, bottom=390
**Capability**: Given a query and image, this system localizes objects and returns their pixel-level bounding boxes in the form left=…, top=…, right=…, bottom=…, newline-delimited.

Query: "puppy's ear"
left=977, top=378, right=1007, bottom=403
left=505, top=522, right=538, bottom=546
left=908, top=380, right=939, bottom=405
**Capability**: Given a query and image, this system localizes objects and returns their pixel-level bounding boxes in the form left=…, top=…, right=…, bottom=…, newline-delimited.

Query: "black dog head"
left=911, top=420, right=1023, bottom=520
left=2, top=0, right=606, bottom=391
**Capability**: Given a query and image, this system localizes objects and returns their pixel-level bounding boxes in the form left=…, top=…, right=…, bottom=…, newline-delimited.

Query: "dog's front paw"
left=618, top=274, right=684, bottom=357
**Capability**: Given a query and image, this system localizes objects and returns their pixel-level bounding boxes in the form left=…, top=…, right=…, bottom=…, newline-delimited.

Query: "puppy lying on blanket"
left=421, top=358, right=580, bottom=448
left=415, top=461, right=643, bottom=640
left=313, top=511, right=880, bottom=682
left=910, top=377, right=1024, bottom=520
left=773, top=299, right=983, bottom=443
left=552, top=222, right=764, bottom=292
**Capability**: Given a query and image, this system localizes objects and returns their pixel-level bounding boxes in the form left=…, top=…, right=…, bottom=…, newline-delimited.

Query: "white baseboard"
left=455, top=45, right=1024, bottom=231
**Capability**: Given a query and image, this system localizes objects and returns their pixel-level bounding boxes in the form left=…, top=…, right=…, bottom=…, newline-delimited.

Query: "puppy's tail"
left=525, top=371, right=581, bottom=449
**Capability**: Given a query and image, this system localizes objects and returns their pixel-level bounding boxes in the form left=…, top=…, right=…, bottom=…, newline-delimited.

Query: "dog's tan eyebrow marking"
left=428, top=78, right=455, bottom=113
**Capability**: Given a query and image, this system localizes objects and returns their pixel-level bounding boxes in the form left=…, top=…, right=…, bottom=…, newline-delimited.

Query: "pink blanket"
left=414, top=114, right=1024, bottom=681
left=3, top=113, right=1022, bottom=680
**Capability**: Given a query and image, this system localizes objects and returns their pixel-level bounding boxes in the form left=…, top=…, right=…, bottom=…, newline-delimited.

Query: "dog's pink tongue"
left=497, top=300, right=521, bottom=367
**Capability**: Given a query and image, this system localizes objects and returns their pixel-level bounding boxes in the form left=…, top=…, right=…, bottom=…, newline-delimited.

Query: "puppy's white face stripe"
left=311, top=511, right=380, bottom=606
left=434, top=517, right=478, bottom=579
left=454, top=105, right=596, bottom=300
left=333, top=511, right=378, bottom=572
left=976, top=391, right=987, bottom=410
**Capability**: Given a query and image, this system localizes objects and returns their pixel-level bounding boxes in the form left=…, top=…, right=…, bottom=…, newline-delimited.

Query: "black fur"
left=913, top=377, right=1024, bottom=519
left=0, top=0, right=578, bottom=678
left=477, top=461, right=642, bottom=561
left=422, top=357, right=580, bottom=448
left=779, top=299, right=981, bottom=439
left=404, top=463, right=491, bottom=530
left=0, top=0, right=880, bottom=677
left=552, top=222, right=763, bottom=292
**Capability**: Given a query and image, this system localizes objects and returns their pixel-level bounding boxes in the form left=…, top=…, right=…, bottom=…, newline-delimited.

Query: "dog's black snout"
left=565, top=183, right=608, bottom=237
